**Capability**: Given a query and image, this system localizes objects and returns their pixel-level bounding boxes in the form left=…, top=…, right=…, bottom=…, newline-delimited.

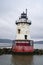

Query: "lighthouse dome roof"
left=16, top=10, right=31, bottom=25
left=21, top=12, right=27, bottom=19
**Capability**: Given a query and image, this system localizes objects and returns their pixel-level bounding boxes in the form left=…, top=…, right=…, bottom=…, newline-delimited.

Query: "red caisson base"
left=12, top=40, right=34, bottom=53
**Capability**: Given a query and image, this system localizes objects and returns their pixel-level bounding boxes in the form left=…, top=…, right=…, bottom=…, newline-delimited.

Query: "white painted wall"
left=16, top=19, right=31, bottom=40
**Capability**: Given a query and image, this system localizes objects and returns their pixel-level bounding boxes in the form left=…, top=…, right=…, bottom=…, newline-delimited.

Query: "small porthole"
left=25, top=35, right=27, bottom=39
left=18, top=29, right=20, bottom=34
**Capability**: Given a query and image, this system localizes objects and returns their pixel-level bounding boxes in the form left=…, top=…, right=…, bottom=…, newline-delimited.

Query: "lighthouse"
left=12, top=9, right=34, bottom=53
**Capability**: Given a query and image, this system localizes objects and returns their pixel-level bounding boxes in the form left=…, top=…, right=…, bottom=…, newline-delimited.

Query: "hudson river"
left=0, top=54, right=43, bottom=65
left=0, top=43, right=43, bottom=65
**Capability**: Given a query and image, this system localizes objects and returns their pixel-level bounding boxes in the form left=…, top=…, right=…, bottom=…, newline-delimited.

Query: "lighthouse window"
left=18, top=29, right=20, bottom=34
left=25, top=35, right=27, bottom=39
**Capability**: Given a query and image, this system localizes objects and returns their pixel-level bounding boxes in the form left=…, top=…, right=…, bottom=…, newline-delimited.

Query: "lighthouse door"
left=25, top=35, right=27, bottom=39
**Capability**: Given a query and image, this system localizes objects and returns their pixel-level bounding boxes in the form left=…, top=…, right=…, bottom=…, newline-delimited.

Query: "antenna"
left=26, top=9, right=27, bottom=18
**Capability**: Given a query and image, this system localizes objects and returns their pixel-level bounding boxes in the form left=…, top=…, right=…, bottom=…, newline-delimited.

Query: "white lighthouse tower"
left=12, top=9, right=34, bottom=53
left=16, top=9, right=31, bottom=40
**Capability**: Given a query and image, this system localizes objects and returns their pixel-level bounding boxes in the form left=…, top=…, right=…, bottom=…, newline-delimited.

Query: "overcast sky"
left=0, top=0, right=43, bottom=41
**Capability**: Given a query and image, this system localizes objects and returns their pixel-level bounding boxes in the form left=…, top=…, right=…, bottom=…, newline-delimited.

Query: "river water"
left=0, top=54, right=43, bottom=65
left=0, top=43, right=43, bottom=65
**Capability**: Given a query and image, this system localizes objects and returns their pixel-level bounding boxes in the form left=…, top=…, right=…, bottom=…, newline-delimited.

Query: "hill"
left=0, top=39, right=12, bottom=43
left=34, top=41, right=43, bottom=44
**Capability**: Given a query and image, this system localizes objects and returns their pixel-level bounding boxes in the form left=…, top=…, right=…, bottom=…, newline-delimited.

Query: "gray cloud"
left=0, top=0, right=43, bottom=40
